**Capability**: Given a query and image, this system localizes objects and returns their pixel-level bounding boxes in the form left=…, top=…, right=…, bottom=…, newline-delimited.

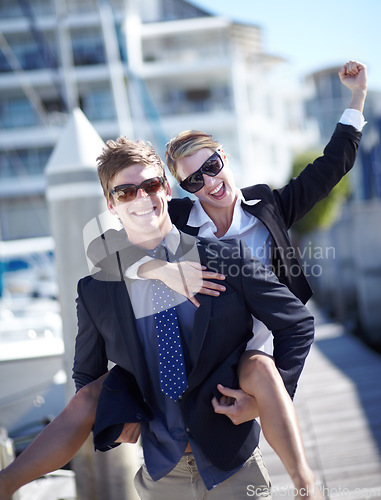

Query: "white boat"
left=0, top=297, right=65, bottom=444
left=0, top=239, right=66, bottom=451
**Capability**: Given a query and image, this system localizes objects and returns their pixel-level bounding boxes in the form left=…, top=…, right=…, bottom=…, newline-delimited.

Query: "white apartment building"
left=0, top=0, right=315, bottom=240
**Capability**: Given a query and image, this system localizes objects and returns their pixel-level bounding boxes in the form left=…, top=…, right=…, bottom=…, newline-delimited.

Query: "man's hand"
left=211, top=384, right=259, bottom=425
left=115, top=422, right=141, bottom=444
left=138, top=260, right=226, bottom=307
left=339, top=60, right=367, bottom=113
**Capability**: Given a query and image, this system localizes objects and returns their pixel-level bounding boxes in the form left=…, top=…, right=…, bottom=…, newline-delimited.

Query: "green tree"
left=291, top=151, right=350, bottom=236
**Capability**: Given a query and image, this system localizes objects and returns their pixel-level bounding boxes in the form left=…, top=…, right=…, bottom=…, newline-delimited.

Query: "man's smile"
left=132, top=206, right=157, bottom=216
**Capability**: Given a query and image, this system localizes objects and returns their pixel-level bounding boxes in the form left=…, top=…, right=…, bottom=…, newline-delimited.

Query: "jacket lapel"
left=108, top=280, right=152, bottom=397
left=185, top=241, right=214, bottom=385
left=242, top=199, right=289, bottom=252
left=187, top=293, right=212, bottom=382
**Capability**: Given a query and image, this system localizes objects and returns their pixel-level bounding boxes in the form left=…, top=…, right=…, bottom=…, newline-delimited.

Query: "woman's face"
left=176, top=148, right=237, bottom=211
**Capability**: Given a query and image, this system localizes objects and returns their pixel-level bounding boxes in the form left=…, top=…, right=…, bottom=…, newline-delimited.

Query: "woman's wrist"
left=137, top=259, right=166, bottom=280
left=349, top=88, right=367, bottom=113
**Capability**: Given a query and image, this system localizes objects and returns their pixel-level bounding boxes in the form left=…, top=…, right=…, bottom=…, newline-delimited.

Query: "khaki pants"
left=134, top=447, right=272, bottom=500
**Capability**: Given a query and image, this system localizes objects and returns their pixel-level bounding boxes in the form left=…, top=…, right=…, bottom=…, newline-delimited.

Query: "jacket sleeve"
left=93, top=366, right=153, bottom=451
left=72, top=277, right=109, bottom=391
left=273, top=123, right=361, bottom=229
left=238, top=241, right=315, bottom=398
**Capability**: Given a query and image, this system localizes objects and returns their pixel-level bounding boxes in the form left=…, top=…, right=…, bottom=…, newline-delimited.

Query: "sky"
left=189, top=0, right=381, bottom=92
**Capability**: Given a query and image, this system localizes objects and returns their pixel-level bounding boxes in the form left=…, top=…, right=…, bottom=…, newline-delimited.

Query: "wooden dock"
left=260, top=301, right=381, bottom=499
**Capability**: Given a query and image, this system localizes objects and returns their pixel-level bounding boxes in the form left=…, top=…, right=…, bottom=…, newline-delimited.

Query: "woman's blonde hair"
left=165, top=130, right=220, bottom=182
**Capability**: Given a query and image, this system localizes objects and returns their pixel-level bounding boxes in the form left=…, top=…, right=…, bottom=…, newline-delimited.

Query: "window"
left=0, top=51, right=11, bottom=72
left=66, top=0, right=97, bottom=14
left=186, top=89, right=211, bottom=110
left=80, top=89, right=115, bottom=121
left=13, top=41, right=45, bottom=70
left=0, top=196, right=50, bottom=240
left=0, top=32, right=57, bottom=71
left=72, top=30, right=106, bottom=66
left=0, top=0, right=23, bottom=19
left=160, top=85, right=231, bottom=115
left=0, top=99, right=39, bottom=128
left=41, top=97, right=66, bottom=114
left=0, top=148, right=52, bottom=179
left=0, top=0, right=52, bottom=18
left=161, top=0, right=209, bottom=21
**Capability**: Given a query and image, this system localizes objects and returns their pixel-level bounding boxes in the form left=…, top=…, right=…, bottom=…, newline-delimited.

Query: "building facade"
left=0, top=0, right=314, bottom=240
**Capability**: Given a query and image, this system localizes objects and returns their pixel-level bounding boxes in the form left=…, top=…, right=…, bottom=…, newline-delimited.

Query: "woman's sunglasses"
left=179, top=151, right=224, bottom=193
left=110, top=177, right=165, bottom=204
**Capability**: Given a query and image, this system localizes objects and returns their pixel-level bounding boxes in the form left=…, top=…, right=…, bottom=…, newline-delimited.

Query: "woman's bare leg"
left=0, top=376, right=105, bottom=500
left=239, top=351, right=323, bottom=500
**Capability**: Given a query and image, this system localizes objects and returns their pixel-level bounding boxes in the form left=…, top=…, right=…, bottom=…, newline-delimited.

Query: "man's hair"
left=165, top=130, right=220, bottom=182
left=97, top=137, right=167, bottom=202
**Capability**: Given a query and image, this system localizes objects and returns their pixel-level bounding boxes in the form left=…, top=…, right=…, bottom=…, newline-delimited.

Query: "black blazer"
left=168, top=123, right=361, bottom=304
left=74, top=233, right=314, bottom=470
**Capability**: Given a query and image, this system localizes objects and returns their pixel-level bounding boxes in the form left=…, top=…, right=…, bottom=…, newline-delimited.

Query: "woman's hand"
left=138, top=260, right=226, bottom=307
left=211, top=384, right=259, bottom=425
left=115, top=422, right=141, bottom=444
left=339, top=60, right=367, bottom=92
left=339, top=60, right=367, bottom=113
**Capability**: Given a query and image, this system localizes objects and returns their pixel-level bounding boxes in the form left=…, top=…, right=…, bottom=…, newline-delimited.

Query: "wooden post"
left=45, top=108, right=140, bottom=500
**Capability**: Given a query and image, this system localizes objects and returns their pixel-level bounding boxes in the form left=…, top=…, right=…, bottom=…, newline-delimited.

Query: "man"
left=73, top=137, right=318, bottom=499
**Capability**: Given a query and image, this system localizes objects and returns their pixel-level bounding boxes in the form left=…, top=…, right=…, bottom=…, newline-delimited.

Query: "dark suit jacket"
left=168, top=123, right=362, bottom=304
left=73, top=232, right=314, bottom=470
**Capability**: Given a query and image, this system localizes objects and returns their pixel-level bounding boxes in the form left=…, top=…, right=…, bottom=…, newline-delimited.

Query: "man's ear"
left=165, top=180, right=172, bottom=201
left=106, top=197, right=117, bottom=215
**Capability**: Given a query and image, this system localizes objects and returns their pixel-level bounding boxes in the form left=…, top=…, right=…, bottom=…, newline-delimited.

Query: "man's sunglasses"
left=179, top=151, right=224, bottom=193
left=110, top=176, right=165, bottom=204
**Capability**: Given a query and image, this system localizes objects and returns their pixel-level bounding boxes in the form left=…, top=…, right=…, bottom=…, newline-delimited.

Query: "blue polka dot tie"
left=150, top=247, right=187, bottom=401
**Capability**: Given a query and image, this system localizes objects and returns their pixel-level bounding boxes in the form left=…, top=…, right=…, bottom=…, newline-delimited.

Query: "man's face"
left=176, top=148, right=237, bottom=211
left=107, top=164, right=172, bottom=246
